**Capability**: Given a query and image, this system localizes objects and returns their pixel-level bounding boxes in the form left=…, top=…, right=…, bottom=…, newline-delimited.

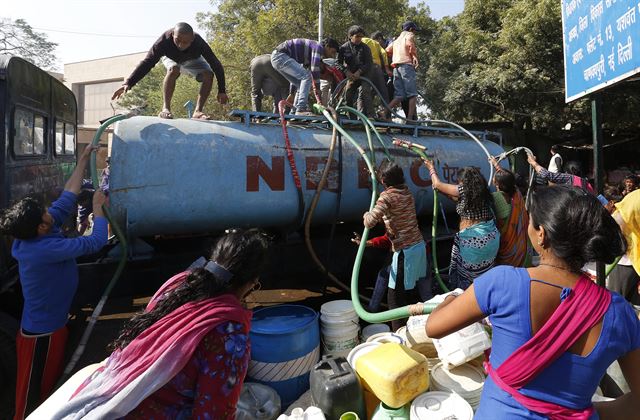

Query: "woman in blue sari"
left=423, top=160, right=499, bottom=290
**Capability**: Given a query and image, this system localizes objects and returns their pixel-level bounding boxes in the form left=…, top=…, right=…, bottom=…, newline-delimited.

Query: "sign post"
left=561, top=0, right=640, bottom=287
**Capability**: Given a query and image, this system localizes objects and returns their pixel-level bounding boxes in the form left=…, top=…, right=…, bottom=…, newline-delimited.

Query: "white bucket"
left=433, top=322, right=491, bottom=368
left=410, top=391, right=473, bottom=420
left=321, top=323, right=359, bottom=357
left=361, top=323, right=390, bottom=341
left=366, top=332, right=405, bottom=345
left=430, top=363, right=485, bottom=410
left=320, top=301, right=360, bottom=357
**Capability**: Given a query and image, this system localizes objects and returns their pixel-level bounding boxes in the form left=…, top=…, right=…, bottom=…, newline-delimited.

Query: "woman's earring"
left=252, top=280, right=262, bottom=292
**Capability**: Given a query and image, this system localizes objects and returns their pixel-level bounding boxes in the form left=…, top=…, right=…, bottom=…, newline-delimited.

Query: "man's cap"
left=402, top=21, right=420, bottom=32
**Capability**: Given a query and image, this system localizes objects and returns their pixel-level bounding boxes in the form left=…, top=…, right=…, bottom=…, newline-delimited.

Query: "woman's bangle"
left=429, top=169, right=437, bottom=176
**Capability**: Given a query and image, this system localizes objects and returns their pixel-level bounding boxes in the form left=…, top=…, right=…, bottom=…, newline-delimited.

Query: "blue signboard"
left=562, top=0, right=640, bottom=102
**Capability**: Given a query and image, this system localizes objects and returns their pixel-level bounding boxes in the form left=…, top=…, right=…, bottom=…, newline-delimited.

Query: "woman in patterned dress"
left=423, top=160, right=499, bottom=290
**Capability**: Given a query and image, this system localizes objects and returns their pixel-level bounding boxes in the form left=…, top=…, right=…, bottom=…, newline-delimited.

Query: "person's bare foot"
left=158, top=109, right=174, bottom=119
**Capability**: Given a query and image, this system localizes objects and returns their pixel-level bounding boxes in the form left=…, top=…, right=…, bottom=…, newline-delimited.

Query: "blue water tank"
left=109, top=116, right=505, bottom=237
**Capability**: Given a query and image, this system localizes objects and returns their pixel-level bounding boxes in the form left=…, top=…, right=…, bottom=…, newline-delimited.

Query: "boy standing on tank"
left=385, top=21, right=420, bottom=122
left=270, top=38, right=340, bottom=115
left=0, top=145, right=108, bottom=419
left=363, top=162, right=427, bottom=331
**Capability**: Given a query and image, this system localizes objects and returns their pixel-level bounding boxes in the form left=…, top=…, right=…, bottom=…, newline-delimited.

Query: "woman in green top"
left=490, top=157, right=531, bottom=267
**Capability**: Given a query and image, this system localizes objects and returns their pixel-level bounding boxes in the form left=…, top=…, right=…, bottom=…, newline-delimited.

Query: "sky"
left=2, top=0, right=465, bottom=71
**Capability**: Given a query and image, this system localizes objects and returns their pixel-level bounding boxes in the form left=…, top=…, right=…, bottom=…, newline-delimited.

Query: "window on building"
left=55, top=120, right=76, bottom=155
left=13, top=107, right=46, bottom=156
left=79, top=80, right=124, bottom=126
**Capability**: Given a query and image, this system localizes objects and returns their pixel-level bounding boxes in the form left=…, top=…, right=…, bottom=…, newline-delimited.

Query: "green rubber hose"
left=61, top=112, right=133, bottom=380
left=336, top=105, right=393, bottom=162
left=314, top=103, right=438, bottom=323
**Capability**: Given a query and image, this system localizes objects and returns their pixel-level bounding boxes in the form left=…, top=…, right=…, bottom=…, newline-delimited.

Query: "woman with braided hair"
left=423, top=160, right=499, bottom=290
left=51, top=229, right=270, bottom=419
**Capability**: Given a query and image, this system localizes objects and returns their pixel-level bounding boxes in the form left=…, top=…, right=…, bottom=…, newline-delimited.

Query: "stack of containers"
left=320, top=300, right=360, bottom=358
left=429, top=363, right=485, bottom=410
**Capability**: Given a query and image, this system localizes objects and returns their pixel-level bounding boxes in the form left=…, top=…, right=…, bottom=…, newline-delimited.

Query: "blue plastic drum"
left=248, top=305, right=320, bottom=406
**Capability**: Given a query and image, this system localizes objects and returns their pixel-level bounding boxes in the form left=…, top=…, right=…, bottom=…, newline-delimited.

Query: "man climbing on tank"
left=270, top=37, right=340, bottom=115
left=112, top=22, right=228, bottom=120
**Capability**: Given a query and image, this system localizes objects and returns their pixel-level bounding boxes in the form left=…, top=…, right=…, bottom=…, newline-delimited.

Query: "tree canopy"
left=422, top=0, right=640, bottom=135
left=0, top=18, right=57, bottom=70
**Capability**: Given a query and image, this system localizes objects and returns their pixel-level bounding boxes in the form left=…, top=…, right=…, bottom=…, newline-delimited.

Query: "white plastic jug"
left=277, top=406, right=326, bottom=420
left=433, top=322, right=491, bottom=367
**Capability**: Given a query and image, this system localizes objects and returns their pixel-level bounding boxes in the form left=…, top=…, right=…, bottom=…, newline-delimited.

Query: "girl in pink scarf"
left=52, top=229, right=270, bottom=419
left=427, top=186, right=640, bottom=419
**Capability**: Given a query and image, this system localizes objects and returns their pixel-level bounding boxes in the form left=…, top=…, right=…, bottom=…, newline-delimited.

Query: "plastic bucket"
left=321, top=322, right=359, bottom=358
left=410, top=391, right=473, bottom=420
left=320, top=300, right=360, bottom=358
left=249, top=305, right=320, bottom=407
left=362, top=323, right=390, bottom=341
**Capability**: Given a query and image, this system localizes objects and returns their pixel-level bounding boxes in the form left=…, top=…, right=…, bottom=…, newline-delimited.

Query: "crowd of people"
left=113, top=21, right=421, bottom=121
left=1, top=19, right=639, bottom=420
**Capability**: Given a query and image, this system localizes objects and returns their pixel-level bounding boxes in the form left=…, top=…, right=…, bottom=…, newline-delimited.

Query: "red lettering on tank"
left=305, top=156, right=340, bottom=191
left=246, top=156, right=285, bottom=192
left=410, top=160, right=432, bottom=187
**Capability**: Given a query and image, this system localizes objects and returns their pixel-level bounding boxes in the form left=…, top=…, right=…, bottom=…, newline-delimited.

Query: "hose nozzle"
left=392, top=138, right=426, bottom=150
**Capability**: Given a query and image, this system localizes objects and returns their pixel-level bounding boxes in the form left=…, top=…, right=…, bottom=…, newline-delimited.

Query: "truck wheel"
left=0, top=312, right=18, bottom=420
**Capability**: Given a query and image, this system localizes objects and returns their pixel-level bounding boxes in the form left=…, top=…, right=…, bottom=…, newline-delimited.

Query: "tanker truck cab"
left=0, top=55, right=77, bottom=418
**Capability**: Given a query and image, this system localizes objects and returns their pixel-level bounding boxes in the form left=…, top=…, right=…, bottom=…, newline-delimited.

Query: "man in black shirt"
left=337, top=25, right=374, bottom=118
left=112, top=22, right=228, bottom=120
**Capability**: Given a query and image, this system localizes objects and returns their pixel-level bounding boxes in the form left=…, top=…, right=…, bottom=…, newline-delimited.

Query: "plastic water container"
left=277, top=407, right=326, bottom=420
left=405, top=314, right=431, bottom=344
left=362, top=323, right=391, bottom=341
left=355, top=343, right=429, bottom=409
left=310, top=356, right=366, bottom=420
left=249, top=305, right=320, bottom=407
left=432, top=322, right=491, bottom=367
left=372, top=402, right=410, bottom=420
left=310, top=357, right=363, bottom=414
left=410, top=391, right=473, bottom=420
left=346, top=342, right=383, bottom=419
left=236, top=383, right=281, bottom=420
left=320, top=300, right=360, bottom=358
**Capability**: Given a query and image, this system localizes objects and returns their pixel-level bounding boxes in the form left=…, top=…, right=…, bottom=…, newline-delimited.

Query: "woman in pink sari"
left=427, top=186, right=640, bottom=419
left=52, top=229, right=270, bottom=419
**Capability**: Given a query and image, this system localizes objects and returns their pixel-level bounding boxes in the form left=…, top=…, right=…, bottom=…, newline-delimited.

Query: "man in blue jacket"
left=0, top=145, right=108, bottom=419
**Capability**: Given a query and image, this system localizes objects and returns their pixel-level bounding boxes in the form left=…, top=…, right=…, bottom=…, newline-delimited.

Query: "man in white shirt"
left=548, top=145, right=563, bottom=173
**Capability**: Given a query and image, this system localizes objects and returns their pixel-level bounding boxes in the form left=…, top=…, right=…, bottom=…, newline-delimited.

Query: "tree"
left=0, top=18, right=57, bottom=70
left=122, top=0, right=435, bottom=119
left=422, top=0, right=640, bottom=135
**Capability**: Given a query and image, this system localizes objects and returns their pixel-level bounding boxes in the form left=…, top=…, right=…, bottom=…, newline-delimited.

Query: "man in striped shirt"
left=271, top=38, right=339, bottom=115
